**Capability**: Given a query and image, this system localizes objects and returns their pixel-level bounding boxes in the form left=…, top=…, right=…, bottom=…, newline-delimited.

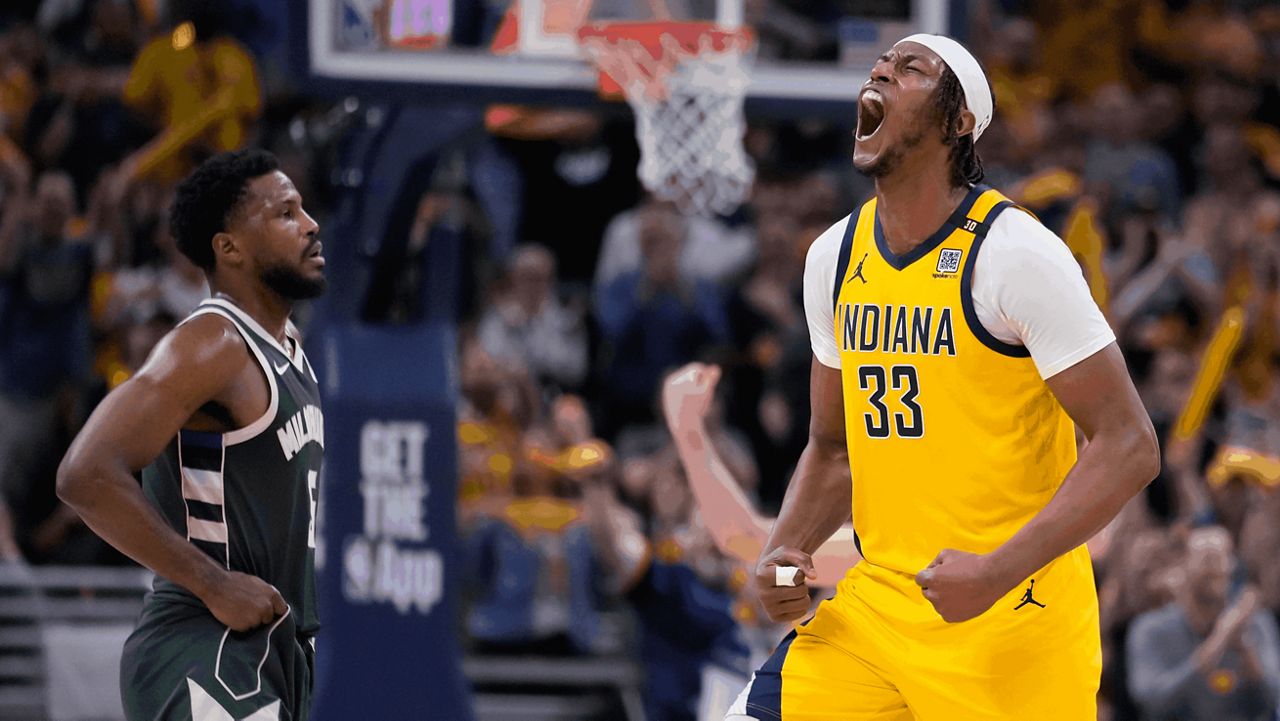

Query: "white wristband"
left=775, top=566, right=802, bottom=587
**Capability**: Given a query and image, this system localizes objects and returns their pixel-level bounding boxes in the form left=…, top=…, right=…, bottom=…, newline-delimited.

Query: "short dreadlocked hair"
left=934, top=67, right=988, bottom=188
left=169, top=150, right=280, bottom=271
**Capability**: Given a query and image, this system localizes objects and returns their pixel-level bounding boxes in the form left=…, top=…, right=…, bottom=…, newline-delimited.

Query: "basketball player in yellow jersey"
left=723, top=35, right=1161, bottom=721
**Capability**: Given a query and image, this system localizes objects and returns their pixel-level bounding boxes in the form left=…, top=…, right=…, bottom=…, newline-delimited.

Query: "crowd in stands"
left=1, top=1, right=1279, bottom=720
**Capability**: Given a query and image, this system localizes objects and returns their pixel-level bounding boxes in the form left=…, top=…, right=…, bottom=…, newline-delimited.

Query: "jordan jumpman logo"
left=1014, top=579, right=1046, bottom=610
left=849, top=253, right=869, bottom=284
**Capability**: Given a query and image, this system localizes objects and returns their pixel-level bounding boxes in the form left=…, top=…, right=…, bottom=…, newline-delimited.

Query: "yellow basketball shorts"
left=731, top=548, right=1101, bottom=720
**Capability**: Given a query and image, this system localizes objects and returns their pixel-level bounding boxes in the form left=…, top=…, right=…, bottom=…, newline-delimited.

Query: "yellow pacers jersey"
left=832, top=186, right=1078, bottom=578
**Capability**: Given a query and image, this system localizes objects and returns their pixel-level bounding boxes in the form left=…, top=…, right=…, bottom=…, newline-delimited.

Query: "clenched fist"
left=755, top=546, right=817, bottom=623
left=202, top=571, right=288, bottom=631
left=914, top=548, right=1016, bottom=623
left=661, top=362, right=720, bottom=426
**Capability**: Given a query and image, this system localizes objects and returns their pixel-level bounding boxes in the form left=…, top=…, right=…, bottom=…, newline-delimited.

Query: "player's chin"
left=294, top=268, right=329, bottom=299
left=852, top=145, right=883, bottom=174
left=854, top=135, right=900, bottom=177
left=307, top=272, right=329, bottom=296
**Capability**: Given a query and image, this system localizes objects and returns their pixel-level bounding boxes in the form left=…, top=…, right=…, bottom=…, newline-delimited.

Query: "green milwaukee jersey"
left=142, top=298, right=323, bottom=636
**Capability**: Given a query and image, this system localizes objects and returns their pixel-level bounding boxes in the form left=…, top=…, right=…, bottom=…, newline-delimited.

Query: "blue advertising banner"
left=308, top=322, right=471, bottom=721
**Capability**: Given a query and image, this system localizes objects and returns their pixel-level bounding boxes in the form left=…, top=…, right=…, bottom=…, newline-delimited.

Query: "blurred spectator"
left=595, top=199, right=755, bottom=294
left=1011, top=153, right=1110, bottom=312
left=101, top=225, right=207, bottom=329
left=462, top=436, right=616, bottom=656
left=457, top=339, right=537, bottom=503
left=121, top=0, right=261, bottom=183
left=1186, top=79, right=1270, bottom=188
left=1180, top=125, right=1280, bottom=308
left=581, top=446, right=754, bottom=721
left=25, top=0, right=141, bottom=201
left=1098, top=525, right=1181, bottom=720
left=1140, top=84, right=1200, bottom=199
left=0, top=168, right=95, bottom=551
left=595, top=206, right=729, bottom=436
left=463, top=499, right=603, bottom=655
left=1026, top=0, right=1141, bottom=100
left=477, top=244, right=589, bottom=391
left=1084, top=84, right=1182, bottom=227
left=1139, top=0, right=1266, bottom=82
left=0, top=24, right=41, bottom=142
left=1127, top=526, right=1280, bottom=721
left=721, top=214, right=804, bottom=465
left=77, top=0, right=139, bottom=65
left=753, top=325, right=812, bottom=511
left=1237, top=491, right=1280, bottom=618
left=979, top=17, right=1056, bottom=163
left=1108, top=222, right=1216, bottom=352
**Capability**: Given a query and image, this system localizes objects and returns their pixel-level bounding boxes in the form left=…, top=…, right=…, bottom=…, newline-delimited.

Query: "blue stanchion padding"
left=308, top=321, right=472, bottom=720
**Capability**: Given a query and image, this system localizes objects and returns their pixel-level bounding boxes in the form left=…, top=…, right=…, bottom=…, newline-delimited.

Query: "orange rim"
left=577, top=21, right=754, bottom=98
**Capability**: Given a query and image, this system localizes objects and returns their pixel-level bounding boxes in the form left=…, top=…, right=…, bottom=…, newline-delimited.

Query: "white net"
left=580, top=28, right=755, bottom=216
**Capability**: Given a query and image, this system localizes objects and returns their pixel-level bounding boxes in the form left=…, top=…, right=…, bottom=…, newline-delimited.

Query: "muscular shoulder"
left=132, top=313, right=250, bottom=393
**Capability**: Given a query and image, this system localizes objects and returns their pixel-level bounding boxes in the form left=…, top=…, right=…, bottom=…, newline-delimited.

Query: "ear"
left=211, top=231, right=243, bottom=268
left=956, top=108, right=977, bottom=138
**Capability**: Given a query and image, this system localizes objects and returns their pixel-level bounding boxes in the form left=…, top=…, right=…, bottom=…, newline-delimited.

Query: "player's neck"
left=209, top=281, right=293, bottom=344
left=874, top=166, right=970, bottom=258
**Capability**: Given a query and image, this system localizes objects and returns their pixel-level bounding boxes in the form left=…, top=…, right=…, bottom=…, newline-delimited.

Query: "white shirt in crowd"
left=593, top=209, right=756, bottom=292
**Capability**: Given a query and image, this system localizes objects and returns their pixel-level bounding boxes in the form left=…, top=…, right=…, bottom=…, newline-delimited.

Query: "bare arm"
left=663, top=365, right=771, bottom=552
left=57, top=315, right=286, bottom=630
left=991, top=343, right=1160, bottom=584
left=917, top=344, right=1159, bottom=622
left=663, top=363, right=858, bottom=586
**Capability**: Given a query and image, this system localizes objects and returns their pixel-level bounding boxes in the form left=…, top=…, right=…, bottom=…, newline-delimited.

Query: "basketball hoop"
left=578, top=22, right=756, bottom=216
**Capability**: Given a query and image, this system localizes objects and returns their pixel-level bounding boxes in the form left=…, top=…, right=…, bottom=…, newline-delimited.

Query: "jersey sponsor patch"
left=936, top=248, right=963, bottom=274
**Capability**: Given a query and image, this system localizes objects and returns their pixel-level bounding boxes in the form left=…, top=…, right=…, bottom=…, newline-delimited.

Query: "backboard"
left=306, top=0, right=955, bottom=117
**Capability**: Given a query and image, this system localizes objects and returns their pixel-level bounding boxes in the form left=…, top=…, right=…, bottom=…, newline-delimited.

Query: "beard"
left=856, top=144, right=905, bottom=178
left=853, top=109, right=938, bottom=178
left=261, top=262, right=327, bottom=300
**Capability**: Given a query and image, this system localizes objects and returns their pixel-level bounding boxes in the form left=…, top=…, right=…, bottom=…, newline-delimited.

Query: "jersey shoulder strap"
left=949, top=187, right=1031, bottom=239
left=831, top=198, right=877, bottom=312
left=181, top=302, right=282, bottom=443
left=957, top=189, right=1034, bottom=358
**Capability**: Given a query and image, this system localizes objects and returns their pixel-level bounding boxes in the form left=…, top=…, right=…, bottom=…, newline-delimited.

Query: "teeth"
left=857, top=89, right=885, bottom=141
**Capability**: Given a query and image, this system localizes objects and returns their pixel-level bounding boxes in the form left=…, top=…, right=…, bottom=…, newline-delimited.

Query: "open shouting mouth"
left=857, top=88, right=886, bottom=141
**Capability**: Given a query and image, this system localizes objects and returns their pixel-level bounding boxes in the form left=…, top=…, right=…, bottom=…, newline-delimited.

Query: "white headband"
left=896, top=34, right=993, bottom=142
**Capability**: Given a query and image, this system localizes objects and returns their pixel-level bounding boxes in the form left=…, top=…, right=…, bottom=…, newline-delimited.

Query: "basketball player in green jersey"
left=58, top=150, right=326, bottom=720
